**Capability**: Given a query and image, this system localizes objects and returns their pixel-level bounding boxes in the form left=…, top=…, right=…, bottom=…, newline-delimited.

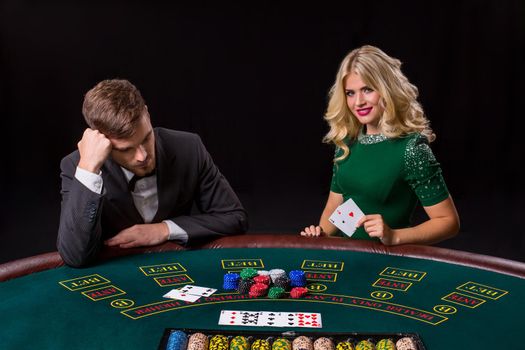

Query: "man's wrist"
left=78, top=160, right=101, bottom=174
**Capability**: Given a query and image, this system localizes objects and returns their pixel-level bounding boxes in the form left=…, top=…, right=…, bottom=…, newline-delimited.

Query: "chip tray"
left=158, top=328, right=426, bottom=350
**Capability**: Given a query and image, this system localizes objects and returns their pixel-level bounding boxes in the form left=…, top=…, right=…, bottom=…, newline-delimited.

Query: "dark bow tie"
left=128, top=170, right=156, bottom=192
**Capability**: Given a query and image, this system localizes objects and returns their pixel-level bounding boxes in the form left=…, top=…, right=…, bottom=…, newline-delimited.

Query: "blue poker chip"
left=166, top=330, right=188, bottom=350
left=289, top=270, right=307, bottom=287
left=223, top=273, right=240, bottom=290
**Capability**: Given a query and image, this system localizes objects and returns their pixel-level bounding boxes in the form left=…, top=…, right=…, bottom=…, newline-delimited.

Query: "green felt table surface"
left=0, top=248, right=523, bottom=349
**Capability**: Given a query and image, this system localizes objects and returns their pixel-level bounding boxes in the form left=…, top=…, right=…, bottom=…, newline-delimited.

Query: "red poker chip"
left=249, top=283, right=268, bottom=296
left=253, top=275, right=271, bottom=285
left=290, top=287, right=308, bottom=298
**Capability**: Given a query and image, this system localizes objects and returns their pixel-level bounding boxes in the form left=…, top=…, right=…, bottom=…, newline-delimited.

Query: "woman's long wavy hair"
left=323, top=45, right=435, bottom=162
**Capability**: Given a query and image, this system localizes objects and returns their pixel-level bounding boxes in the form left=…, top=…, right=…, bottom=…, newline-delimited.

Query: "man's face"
left=108, top=113, right=156, bottom=176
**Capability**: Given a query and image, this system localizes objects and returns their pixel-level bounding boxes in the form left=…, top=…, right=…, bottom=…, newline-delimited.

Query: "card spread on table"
left=218, top=310, right=322, bottom=328
left=328, top=198, right=365, bottom=237
left=163, top=285, right=217, bottom=302
left=178, top=285, right=217, bottom=297
left=163, top=289, right=201, bottom=302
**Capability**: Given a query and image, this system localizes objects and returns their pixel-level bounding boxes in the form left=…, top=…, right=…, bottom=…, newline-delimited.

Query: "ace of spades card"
left=328, top=198, right=365, bottom=237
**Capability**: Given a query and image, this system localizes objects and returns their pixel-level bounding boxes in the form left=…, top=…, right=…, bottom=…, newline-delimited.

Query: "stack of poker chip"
left=354, top=340, right=374, bottom=350
left=269, top=269, right=286, bottom=283
left=240, top=268, right=259, bottom=280
left=313, top=338, right=334, bottom=350
left=166, top=330, right=188, bottom=350
left=272, top=338, right=291, bottom=350
left=395, top=337, right=417, bottom=350
left=267, top=286, right=285, bottom=299
left=376, top=339, right=395, bottom=350
left=289, top=287, right=308, bottom=299
left=224, top=267, right=309, bottom=299
left=292, top=336, right=313, bottom=350
left=230, top=336, right=250, bottom=350
left=238, top=278, right=254, bottom=294
left=249, top=282, right=269, bottom=297
left=236, top=268, right=259, bottom=294
left=273, top=275, right=291, bottom=290
left=289, top=270, right=307, bottom=287
left=223, top=273, right=241, bottom=290
left=210, top=335, right=229, bottom=350
left=253, top=274, right=271, bottom=285
left=252, top=339, right=271, bottom=350
left=335, top=341, right=354, bottom=350
left=187, top=333, right=208, bottom=350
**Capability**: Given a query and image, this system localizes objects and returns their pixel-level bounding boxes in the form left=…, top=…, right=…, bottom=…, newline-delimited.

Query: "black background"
left=1, top=1, right=524, bottom=264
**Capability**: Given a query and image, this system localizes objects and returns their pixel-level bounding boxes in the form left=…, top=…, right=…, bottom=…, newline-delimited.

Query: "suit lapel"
left=103, top=158, right=145, bottom=224
left=152, top=129, right=176, bottom=222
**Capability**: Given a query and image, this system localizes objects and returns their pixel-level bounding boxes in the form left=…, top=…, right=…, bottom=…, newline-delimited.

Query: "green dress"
left=330, top=132, right=449, bottom=240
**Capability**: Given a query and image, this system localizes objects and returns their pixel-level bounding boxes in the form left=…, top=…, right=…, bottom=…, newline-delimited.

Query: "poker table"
left=1, top=234, right=524, bottom=349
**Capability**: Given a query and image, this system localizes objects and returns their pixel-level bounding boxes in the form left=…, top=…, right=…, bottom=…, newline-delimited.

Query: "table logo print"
left=441, top=292, right=486, bottom=308
left=301, top=260, right=344, bottom=272
left=153, top=274, right=194, bottom=287
left=59, top=274, right=111, bottom=291
left=372, top=278, right=412, bottom=292
left=139, top=263, right=187, bottom=276
left=379, top=267, right=426, bottom=282
left=221, top=259, right=264, bottom=269
left=456, top=281, right=508, bottom=300
left=81, top=285, right=126, bottom=301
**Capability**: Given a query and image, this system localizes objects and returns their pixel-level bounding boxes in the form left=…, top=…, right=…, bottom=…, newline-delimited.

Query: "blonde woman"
left=301, top=45, right=459, bottom=245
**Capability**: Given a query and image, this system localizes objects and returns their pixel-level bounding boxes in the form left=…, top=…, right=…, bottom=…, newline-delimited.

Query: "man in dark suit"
left=58, top=79, right=248, bottom=267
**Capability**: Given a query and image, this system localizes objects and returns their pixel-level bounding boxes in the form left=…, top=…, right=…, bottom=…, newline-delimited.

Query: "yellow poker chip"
left=210, top=335, right=229, bottom=350
left=252, top=339, right=271, bottom=350
left=354, top=340, right=375, bottom=350
left=230, top=336, right=249, bottom=350
left=272, top=338, right=291, bottom=350
left=375, top=339, right=395, bottom=350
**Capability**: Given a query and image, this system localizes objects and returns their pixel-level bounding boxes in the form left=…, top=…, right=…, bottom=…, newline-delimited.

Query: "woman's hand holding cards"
left=357, top=214, right=396, bottom=245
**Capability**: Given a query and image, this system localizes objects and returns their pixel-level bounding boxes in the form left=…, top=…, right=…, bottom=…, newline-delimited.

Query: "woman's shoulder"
left=399, top=132, right=429, bottom=148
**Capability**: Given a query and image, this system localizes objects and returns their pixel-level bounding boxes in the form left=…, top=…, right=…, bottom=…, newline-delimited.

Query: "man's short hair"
left=82, top=79, right=146, bottom=138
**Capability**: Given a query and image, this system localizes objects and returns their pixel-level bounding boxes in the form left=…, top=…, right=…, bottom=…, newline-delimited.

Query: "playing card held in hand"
left=328, top=198, right=365, bottom=237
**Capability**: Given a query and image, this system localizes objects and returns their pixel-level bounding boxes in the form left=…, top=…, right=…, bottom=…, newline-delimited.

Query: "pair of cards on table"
left=219, top=310, right=322, bottom=328
left=163, top=285, right=217, bottom=302
left=328, top=198, right=365, bottom=237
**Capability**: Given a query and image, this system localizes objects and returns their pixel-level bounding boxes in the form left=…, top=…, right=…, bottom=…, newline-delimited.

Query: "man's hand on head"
left=77, top=128, right=112, bottom=173
left=104, top=223, right=170, bottom=249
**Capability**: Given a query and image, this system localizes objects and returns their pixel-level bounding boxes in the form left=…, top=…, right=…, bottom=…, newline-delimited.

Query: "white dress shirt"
left=74, top=166, right=188, bottom=244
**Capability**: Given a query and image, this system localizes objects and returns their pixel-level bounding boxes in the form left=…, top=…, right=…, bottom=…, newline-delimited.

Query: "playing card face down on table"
left=328, top=198, right=365, bottom=237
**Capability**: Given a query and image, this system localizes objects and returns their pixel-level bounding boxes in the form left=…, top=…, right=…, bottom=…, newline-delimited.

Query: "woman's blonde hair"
left=323, top=45, right=435, bottom=162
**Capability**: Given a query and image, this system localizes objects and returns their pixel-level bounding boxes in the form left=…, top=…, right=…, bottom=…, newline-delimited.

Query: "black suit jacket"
left=57, top=128, right=248, bottom=266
